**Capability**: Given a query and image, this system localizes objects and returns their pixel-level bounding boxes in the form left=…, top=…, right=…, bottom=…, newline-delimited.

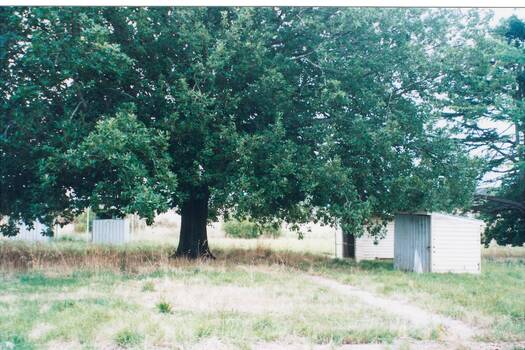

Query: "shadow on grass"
left=358, top=259, right=394, bottom=271
left=0, top=334, right=35, bottom=350
left=324, top=258, right=394, bottom=272
left=19, top=273, right=81, bottom=288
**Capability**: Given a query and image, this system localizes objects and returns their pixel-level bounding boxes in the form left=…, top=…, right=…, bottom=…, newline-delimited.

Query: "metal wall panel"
left=355, top=221, right=395, bottom=261
left=335, top=221, right=394, bottom=260
left=430, top=213, right=482, bottom=273
left=394, top=214, right=431, bottom=273
left=11, top=221, right=50, bottom=242
left=92, top=219, right=130, bottom=245
left=334, top=227, right=344, bottom=258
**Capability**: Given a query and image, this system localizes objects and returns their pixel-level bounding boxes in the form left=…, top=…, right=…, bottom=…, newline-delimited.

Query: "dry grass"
left=0, top=260, right=436, bottom=349
left=0, top=241, right=326, bottom=274
left=482, top=245, right=525, bottom=261
left=2, top=240, right=524, bottom=347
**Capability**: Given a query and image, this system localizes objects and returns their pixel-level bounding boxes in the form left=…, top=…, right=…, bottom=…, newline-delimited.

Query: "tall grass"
left=482, top=245, right=525, bottom=261
left=0, top=241, right=326, bottom=274
left=0, top=259, right=434, bottom=349
left=1, top=240, right=524, bottom=343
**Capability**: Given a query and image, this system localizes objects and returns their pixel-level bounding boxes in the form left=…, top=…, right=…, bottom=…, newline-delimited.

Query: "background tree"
left=1, top=8, right=479, bottom=257
left=439, top=12, right=524, bottom=245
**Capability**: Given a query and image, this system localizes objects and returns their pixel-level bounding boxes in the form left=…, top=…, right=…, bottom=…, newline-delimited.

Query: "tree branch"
left=474, top=194, right=525, bottom=213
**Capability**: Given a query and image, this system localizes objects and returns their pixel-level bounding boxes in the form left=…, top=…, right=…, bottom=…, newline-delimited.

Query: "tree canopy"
left=1, top=8, right=481, bottom=256
left=438, top=12, right=525, bottom=245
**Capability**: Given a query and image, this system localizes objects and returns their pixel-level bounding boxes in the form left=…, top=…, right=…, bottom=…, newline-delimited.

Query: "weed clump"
left=142, top=281, right=155, bottom=292
left=114, top=329, right=143, bottom=348
left=156, top=300, right=172, bottom=314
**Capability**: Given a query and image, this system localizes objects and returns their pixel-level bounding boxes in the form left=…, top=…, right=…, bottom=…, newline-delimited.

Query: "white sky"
left=490, top=8, right=525, bottom=24
left=1, top=0, right=525, bottom=7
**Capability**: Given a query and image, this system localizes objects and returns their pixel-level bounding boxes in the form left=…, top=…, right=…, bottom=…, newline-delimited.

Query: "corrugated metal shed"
left=335, top=221, right=394, bottom=261
left=394, top=213, right=482, bottom=274
left=12, top=221, right=51, bottom=242
left=92, top=219, right=130, bottom=245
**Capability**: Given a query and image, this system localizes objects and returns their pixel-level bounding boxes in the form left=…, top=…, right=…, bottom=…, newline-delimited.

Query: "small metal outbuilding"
left=92, top=219, right=130, bottom=245
left=10, top=221, right=51, bottom=242
left=394, top=213, right=483, bottom=274
left=335, top=221, right=395, bottom=261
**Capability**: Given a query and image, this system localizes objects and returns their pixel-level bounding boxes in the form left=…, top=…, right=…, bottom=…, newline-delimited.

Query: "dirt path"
left=251, top=340, right=524, bottom=350
left=307, top=275, right=477, bottom=342
left=306, top=275, right=525, bottom=350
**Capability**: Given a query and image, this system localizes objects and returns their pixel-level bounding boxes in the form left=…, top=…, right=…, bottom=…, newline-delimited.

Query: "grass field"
left=0, top=255, right=438, bottom=349
left=0, top=238, right=524, bottom=349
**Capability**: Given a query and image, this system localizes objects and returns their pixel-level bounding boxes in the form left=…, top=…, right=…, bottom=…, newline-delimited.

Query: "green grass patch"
left=2, top=242, right=523, bottom=346
left=0, top=334, right=35, bottom=350
left=222, top=219, right=282, bottom=239
left=156, top=300, right=173, bottom=314
left=141, top=281, right=155, bottom=292
left=114, top=328, right=144, bottom=348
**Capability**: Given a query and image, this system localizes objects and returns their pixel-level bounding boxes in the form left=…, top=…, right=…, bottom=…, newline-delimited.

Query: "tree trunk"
left=175, top=187, right=215, bottom=259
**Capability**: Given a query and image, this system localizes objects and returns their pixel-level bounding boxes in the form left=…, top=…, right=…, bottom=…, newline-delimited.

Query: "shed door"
left=394, top=214, right=431, bottom=273
left=342, top=233, right=355, bottom=258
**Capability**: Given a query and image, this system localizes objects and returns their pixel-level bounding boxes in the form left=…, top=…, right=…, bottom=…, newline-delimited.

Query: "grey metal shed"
left=92, top=219, right=130, bottom=245
left=394, top=213, right=483, bottom=274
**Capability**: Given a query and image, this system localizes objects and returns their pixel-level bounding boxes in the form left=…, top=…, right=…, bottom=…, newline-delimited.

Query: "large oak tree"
left=1, top=8, right=479, bottom=257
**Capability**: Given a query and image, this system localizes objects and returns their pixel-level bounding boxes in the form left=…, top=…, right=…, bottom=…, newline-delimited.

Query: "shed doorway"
left=394, top=214, right=431, bottom=273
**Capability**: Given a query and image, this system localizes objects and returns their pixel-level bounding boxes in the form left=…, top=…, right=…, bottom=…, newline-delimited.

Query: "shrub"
left=114, top=329, right=143, bottom=348
left=223, top=220, right=281, bottom=239
left=73, top=209, right=115, bottom=233
left=73, top=210, right=94, bottom=233
left=54, top=235, right=85, bottom=242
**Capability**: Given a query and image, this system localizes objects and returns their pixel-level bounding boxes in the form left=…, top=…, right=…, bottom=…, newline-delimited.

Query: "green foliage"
left=1, top=8, right=139, bottom=233
left=53, top=235, right=85, bottom=243
left=439, top=13, right=525, bottom=245
left=481, top=175, right=525, bottom=246
left=480, top=16, right=525, bottom=246
left=46, top=105, right=177, bottom=225
left=1, top=8, right=481, bottom=240
left=114, top=329, right=144, bottom=348
left=73, top=210, right=94, bottom=233
left=223, top=219, right=282, bottom=239
left=222, top=220, right=257, bottom=239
